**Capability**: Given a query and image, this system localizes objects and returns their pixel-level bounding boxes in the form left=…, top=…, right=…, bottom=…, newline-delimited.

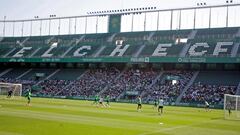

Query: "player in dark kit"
left=106, top=95, right=110, bottom=107
left=226, top=101, right=232, bottom=116
left=153, top=99, right=158, bottom=109
left=137, top=96, right=142, bottom=112
left=26, top=90, right=32, bottom=106
left=7, top=90, right=13, bottom=98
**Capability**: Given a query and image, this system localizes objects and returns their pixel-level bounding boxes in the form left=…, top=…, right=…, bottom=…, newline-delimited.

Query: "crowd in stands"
left=182, top=83, right=237, bottom=104
left=142, top=71, right=194, bottom=103
left=0, top=69, right=238, bottom=105
left=57, top=68, right=120, bottom=97
left=37, top=80, right=71, bottom=96
left=102, top=69, right=158, bottom=99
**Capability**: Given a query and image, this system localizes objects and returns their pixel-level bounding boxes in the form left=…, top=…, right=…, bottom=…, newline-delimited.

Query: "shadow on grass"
left=211, top=117, right=224, bottom=120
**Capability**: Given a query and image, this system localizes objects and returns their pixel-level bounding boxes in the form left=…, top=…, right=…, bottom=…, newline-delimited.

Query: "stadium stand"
left=18, top=69, right=56, bottom=80
left=182, top=84, right=237, bottom=105
left=181, top=71, right=240, bottom=104
left=1, top=28, right=240, bottom=58
left=193, top=71, right=240, bottom=85
left=193, top=27, right=238, bottom=43
left=49, top=69, right=85, bottom=80
left=99, top=44, right=141, bottom=57
left=0, top=27, right=239, bottom=107
left=37, top=79, right=72, bottom=96
left=65, top=44, right=101, bottom=57
left=142, top=70, right=194, bottom=103
left=0, top=67, right=239, bottom=106
left=57, top=67, right=120, bottom=97
left=140, top=44, right=185, bottom=57
left=113, top=31, right=150, bottom=45
left=152, top=30, right=191, bottom=44
left=102, top=68, right=159, bottom=100
left=1, top=68, right=30, bottom=78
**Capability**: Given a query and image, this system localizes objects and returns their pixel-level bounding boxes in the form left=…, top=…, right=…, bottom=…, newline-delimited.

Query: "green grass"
left=0, top=97, right=239, bottom=135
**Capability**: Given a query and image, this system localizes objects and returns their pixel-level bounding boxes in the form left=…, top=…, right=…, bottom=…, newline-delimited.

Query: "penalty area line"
left=138, top=117, right=225, bottom=135
left=137, top=125, right=191, bottom=135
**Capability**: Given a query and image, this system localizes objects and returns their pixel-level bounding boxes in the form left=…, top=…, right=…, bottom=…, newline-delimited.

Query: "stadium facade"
left=0, top=3, right=240, bottom=108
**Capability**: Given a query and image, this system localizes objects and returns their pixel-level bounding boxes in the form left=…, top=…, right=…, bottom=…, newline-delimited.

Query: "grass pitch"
left=0, top=97, right=240, bottom=135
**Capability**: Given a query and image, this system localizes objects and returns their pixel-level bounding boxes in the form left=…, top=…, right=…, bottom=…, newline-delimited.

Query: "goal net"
left=224, top=94, right=240, bottom=120
left=0, top=82, right=22, bottom=97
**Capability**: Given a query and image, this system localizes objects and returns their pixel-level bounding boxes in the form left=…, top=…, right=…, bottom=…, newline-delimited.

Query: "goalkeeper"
left=226, top=101, right=232, bottom=116
left=7, top=90, right=13, bottom=98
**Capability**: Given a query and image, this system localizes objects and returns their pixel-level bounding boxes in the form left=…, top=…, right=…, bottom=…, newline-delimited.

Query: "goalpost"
left=224, top=94, right=240, bottom=120
left=0, top=82, right=22, bottom=98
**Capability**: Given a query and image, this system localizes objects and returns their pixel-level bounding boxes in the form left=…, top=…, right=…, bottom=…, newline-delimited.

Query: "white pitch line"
left=138, top=125, right=190, bottom=135
left=138, top=116, right=227, bottom=135
left=0, top=131, right=23, bottom=135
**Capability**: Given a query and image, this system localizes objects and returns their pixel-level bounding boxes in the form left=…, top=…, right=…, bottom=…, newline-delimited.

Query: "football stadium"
left=0, top=0, right=240, bottom=135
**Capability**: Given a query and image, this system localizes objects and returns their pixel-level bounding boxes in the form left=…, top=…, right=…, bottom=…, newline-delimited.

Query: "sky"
left=0, top=0, right=238, bottom=20
left=0, top=0, right=240, bottom=37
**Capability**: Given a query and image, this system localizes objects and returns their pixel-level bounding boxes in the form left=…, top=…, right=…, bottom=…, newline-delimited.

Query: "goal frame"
left=0, top=82, right=22, bottom=97
left=224, top=94, right=240, bottom=120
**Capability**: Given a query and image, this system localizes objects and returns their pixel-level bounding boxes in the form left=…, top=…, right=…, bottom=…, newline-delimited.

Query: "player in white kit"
left=99, top=96, right=105, bottom=107
left=158, top=98, right=164, bottom=115
left=205, top=101, right=209, bottom=112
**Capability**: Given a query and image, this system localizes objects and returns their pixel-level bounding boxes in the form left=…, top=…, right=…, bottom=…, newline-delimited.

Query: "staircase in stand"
left=0, top=68, right=12, bottom=77
left=147, top=32, right=155, bottom=41
left=179, top=43, right=191, bottom=57
left=140, top=71, right=164, bottom=97
left=76, top=35, right=85, bottom=45
left=0, top=37, right=4, bottom=42
left=235, top=82, right=240, bottom=95
left=36, top=69, right=61, bottom=85
left=231, top=43, right=239, bottom=57
left=133, top=45, right=145, bottom=57
left=107, top=33, right=117, bottom=42
left=175, top=71, right=199, bottom=104
left=188, top=30, right=197, bottom=39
